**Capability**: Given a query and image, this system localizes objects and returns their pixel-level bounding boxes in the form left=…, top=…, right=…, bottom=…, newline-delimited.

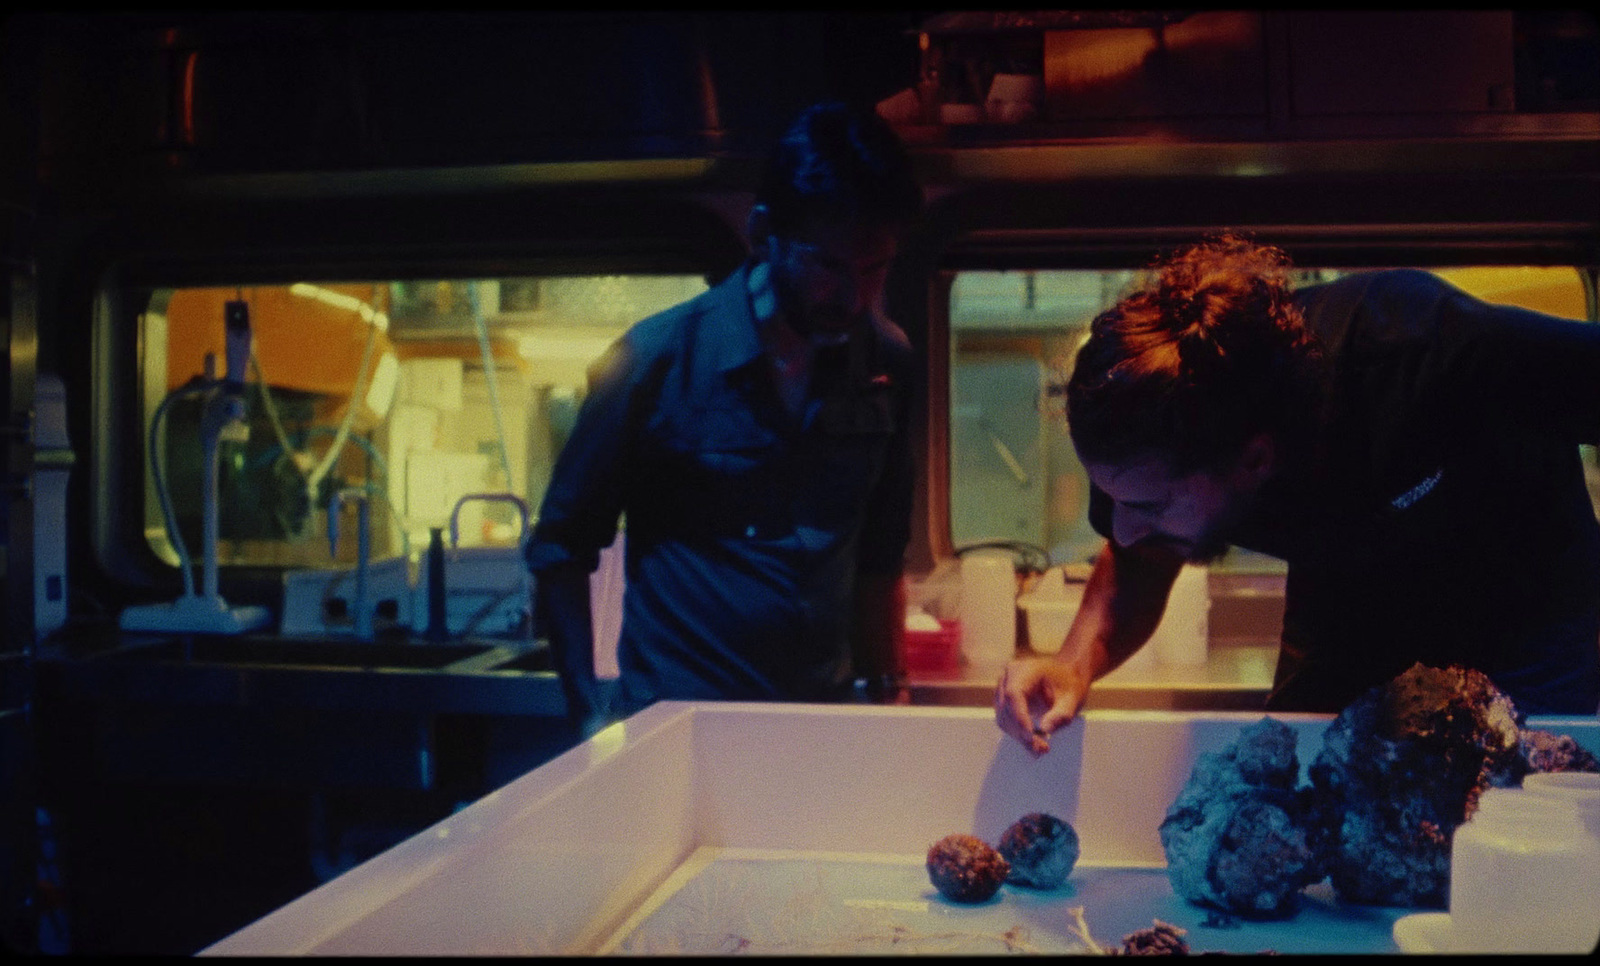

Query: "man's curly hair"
left=1061, top=232, right=1324, bottom=475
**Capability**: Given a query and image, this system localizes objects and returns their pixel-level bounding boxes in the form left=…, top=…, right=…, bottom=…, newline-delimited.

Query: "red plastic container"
left=902, top=618, right=963, bottom=674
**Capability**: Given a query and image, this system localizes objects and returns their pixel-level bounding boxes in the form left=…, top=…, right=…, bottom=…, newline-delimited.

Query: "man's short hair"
left=757, top=101, right=923, bottom=238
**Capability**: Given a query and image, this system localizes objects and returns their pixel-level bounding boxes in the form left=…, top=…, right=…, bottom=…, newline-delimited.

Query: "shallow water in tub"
left=596, top=847, right=1407, bottom=955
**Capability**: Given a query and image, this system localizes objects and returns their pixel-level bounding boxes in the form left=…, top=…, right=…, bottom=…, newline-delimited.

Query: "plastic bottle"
left=425, top=526, right=448, bottom=641
left=1449, top=787, right=1600, bottom=953
left=960, top=550, right=1017, bottom=674
left=1522, top=771, right=1600, bottom=839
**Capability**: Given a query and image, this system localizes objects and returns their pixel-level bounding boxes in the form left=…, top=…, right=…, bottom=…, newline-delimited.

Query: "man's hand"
left=994, top=656, right=1092, bottom=758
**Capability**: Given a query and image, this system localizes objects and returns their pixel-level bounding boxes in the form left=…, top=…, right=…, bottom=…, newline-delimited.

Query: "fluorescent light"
left=289, top=282, right=389, bottom=330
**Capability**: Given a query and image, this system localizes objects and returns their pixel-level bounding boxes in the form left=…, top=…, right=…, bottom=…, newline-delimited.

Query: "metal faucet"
left=328, top=487, right=373, bottom=640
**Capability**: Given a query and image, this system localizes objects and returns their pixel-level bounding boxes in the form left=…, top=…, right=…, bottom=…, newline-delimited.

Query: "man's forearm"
left=1062, top=541, right=1180, bottom=679
left=537, top=569, right=601, bottom=721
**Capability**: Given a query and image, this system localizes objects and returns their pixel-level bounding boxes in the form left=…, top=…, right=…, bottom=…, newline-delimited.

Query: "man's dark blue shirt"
left=526, top=262, right=917, bottom=714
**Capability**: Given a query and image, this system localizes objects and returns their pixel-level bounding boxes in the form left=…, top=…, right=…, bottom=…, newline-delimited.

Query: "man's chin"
left=809, top=318, right=853, bottom=339
left=1185, top=536, right=1233, bottom=565
left=1140, top=534, right=1230, bottom=565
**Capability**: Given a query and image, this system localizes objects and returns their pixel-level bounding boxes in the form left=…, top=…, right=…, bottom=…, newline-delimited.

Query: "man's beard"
left=771, top=273, right=858, bottom=340
left=1185, top=531, right=1234, bottom=565
left=1183, top=489, right=1256, bottom=564
left=790, top=301, right=855, bottom=340
left=1138, top=531, right=1231, bottom=565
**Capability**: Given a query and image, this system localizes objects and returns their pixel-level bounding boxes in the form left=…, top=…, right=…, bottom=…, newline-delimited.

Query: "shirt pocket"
left=653, top=405, right=784, bottom=528
left=675, top=405, right=779, bottom=469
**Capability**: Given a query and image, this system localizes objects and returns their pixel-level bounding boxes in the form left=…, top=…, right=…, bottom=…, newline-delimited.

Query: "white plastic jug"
left=1450, top=787, right=1600, bottom=954
left=960, top=550, right=1017, bottom=673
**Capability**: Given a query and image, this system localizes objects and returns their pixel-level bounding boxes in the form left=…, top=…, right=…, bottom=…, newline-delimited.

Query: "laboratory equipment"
left=411, top=492, right=533, bottom=640
left=120, top=300, right=271, bottom=634
left=281, top=488, right=412, bottom=639
left=326, top=488, right=375, bottom=640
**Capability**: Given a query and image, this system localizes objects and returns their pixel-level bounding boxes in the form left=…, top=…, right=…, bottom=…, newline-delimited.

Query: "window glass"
left=948, top=265, right=1594, bottom=574
left=138, top=275, right=707, bottom=570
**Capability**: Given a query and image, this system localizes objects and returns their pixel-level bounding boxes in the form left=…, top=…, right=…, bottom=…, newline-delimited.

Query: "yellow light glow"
left=587, top=719, right=629, bottom=763
left=1431, top=266, right=1587, bottom=320
left=517, top=333, right=618, bottom=361
left=365, top=350, right=400, bottom=417
left=1050, top=28, right=1157, bottom=89
left=289, top=282, right=390, bottom=331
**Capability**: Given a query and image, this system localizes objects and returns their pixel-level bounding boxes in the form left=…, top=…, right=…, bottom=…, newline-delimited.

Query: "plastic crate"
left=902, top=618, right=962, bottom=674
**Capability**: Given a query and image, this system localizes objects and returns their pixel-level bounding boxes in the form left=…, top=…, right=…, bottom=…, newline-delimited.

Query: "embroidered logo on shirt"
left=1390, top=468, right=1444, bottom=510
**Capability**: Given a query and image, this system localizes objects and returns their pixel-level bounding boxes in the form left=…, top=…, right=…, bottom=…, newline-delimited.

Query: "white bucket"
left=1018, top=567, right=1085, bottom=655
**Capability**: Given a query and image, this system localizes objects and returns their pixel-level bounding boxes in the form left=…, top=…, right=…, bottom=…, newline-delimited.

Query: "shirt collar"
left=693, top=260, right=766, bottom=374
left=748, top=258, right=780, bottom=328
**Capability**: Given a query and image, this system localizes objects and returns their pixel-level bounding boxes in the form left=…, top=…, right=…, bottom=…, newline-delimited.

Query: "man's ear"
left=746, top=205, right=772, bottom=259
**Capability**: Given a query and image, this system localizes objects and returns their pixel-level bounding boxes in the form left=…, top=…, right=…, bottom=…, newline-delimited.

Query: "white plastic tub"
left=200, top=703, right=1600, bottom=956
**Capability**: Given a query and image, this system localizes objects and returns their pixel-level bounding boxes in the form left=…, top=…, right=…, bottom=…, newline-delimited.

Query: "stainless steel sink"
left=107, top=636, right=499, bottom=670
left=43, top=625, right=567, bottom=718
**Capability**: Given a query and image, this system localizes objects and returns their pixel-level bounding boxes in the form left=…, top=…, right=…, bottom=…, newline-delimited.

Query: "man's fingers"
left=994, top=666, right=1039, bottom=747
left=1035, top=693, right=1080, bottom=737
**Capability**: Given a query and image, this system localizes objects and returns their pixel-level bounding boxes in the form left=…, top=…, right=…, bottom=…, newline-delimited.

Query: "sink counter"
left=907, top=642, right=1279, bottom=711
left=35, top=622, right=568, bottom=717
left=37, top=618, right=1276, bottom=718
left=903, top=570, right=1284, bottom=711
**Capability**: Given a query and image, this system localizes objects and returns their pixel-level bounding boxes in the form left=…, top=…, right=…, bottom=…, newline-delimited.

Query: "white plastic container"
left=1449, top=787, right=1600, bottom=954
left=960, top=550, right=1016, bottom=672
left=1522, top=770, right=1600, bottom=839
left=1018, top=566, right=1084, bottom=655
left=1149, top=564, right=1209, bottom=666
left=282, top=556, right=414, bottom=638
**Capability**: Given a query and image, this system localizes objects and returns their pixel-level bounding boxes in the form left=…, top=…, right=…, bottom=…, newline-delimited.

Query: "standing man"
left=996, top=233, right=1600, bottom=755
left=526, top=101, right=925, bottom=731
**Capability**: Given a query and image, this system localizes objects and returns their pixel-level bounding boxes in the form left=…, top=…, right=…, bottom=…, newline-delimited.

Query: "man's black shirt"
left=1090, top=270, right=1600, bottom=715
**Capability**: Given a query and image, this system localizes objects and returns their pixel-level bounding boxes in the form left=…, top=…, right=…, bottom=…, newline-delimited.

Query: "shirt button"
left=745, top=525, right=757, bottom=538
